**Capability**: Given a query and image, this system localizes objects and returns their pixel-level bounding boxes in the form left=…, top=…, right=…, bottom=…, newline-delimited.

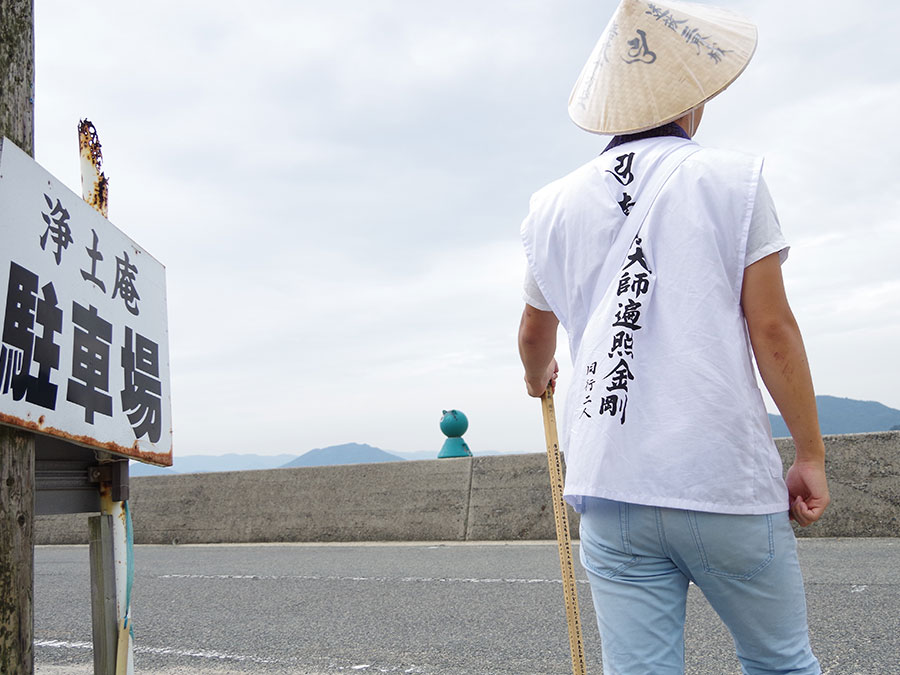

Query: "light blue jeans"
left=578, top=497, right=820, bottom=675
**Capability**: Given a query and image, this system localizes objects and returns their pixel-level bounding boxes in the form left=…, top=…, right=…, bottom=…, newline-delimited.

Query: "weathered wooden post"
left=0, top=427, right=35, bottom=674
left=0, top=1, right=36, bottom=673
left=0, top=0, right=34, bottom=157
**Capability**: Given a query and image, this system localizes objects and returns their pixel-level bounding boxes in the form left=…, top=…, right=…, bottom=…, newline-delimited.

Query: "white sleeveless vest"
left=522, top=136, right=788, bottom=515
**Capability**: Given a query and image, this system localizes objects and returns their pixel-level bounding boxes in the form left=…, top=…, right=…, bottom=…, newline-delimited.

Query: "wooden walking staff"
left=541, top=386, right=587, bottom=675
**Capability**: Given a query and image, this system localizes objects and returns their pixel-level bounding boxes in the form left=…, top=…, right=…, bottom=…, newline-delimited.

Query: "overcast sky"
left=31, top=0, right=899, bottom=460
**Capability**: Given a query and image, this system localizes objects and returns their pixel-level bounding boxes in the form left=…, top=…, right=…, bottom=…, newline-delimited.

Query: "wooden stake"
left=541, top=387, right=587, bottom=675
left=0, top=426, right=35, bottom=675
left=89, top=515, right=118, bottom=674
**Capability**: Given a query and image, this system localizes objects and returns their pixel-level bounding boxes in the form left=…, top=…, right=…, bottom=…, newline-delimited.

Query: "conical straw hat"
left=569, top=0, right=758, bottom=134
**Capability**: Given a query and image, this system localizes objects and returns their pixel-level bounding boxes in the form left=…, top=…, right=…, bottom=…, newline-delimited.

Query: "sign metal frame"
left=0, top=138, right=172, bottom=466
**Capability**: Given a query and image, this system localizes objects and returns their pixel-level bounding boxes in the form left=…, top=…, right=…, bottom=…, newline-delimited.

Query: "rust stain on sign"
left=78, top=118, right=109, bottom=217
left=0, top=411, right=173, bottom=467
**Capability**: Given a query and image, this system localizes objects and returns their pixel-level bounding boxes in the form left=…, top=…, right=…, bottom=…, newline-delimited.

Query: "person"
left=517, top=1, right=829, bottom=673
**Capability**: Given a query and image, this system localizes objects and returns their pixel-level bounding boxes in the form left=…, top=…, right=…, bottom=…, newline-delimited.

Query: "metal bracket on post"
left=88, top=460, right=130, bottom=502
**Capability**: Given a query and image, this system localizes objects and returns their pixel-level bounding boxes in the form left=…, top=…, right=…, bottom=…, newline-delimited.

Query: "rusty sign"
left=78, top=119, right=109, bottom=218
left=0, top=138, right=172, bottom=465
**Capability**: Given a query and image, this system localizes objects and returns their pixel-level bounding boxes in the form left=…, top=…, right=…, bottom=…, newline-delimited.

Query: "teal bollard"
left=438, top=410, right=472, bottom=458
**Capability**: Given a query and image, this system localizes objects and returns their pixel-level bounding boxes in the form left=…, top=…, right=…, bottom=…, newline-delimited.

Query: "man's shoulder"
left=529, top=156, right=605, bottom=212
left=538, top=156, right=601, bottom=191
left=682, top=145, right=761, bottom=177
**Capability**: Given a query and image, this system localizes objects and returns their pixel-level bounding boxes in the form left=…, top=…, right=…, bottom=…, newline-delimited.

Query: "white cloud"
left=27, top=0, right=900, bottom=460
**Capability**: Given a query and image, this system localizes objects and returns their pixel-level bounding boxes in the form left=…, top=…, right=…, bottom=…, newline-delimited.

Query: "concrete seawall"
left=36, top=431, right=900, bottom=544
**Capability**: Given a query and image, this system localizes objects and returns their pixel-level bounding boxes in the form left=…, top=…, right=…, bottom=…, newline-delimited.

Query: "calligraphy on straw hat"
left=569, top=0, right=758, bottom=134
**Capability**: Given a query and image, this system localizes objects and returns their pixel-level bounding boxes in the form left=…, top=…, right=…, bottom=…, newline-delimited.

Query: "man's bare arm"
left=741, top=252, right=829, bottom=526
left=518, top=303, right=559, bottom=397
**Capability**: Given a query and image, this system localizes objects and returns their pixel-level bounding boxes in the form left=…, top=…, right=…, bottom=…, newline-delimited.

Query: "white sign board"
left=0, top=139, right=172, bottom=465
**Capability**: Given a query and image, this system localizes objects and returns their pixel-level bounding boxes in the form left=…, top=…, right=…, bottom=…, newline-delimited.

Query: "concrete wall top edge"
left=148, top=430, right=898, bottom=480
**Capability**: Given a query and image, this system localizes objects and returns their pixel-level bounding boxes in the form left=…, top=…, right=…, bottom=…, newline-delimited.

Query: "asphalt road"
left=34, top=538, right=899, bottom=674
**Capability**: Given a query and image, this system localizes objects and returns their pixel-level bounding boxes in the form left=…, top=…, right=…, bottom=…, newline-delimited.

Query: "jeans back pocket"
left=687, top=512, right=774, bottom=580
left=578, top=498, right=641, bottom=579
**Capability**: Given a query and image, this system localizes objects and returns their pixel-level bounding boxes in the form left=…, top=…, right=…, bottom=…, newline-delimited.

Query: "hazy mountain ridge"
left=129, top=444, right=501, bottom=476
left=281, top=443, right=404, bottom=467
left=768, top=395, right=900, bottom=437
left=129, top=453, right=297, bottom=476
left=129, top=396, right=899, bottom=475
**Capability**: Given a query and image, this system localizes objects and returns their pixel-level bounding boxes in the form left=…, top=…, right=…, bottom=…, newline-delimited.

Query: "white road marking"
left=36, top=639, right=425, bottom=672
left=157, top=572, right=589, bottom=585
left=35, top=639, right=278, bottom=664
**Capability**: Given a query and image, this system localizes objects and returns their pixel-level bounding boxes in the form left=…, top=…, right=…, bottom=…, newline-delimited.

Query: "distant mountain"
left=129, top=453, right=296, bottom=476
left=178, top=453, right=297, bottom=473
left=768, top=395, right=900, bottom=437
left=129, top=463, right=178, bottom=477
left=128, top=397, right=899, bottom=476
left=129, top=400, right=900, bottom=478
left=281, top=443, right=405, bottom=468
left=127, top=444, right=514, bottom=476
